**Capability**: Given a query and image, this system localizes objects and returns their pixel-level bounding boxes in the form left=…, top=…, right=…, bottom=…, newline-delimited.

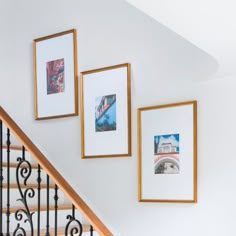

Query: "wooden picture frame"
left=80, top=63, right=131, bottom=158
left=138, top=101, right=197, bottom=203
left=33, top=29, right=78, bottom=120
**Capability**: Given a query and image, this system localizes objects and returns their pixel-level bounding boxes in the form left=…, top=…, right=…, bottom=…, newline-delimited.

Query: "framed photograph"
left=138, top=101, right=197, bottom=203
left=33, top=29, right=78, bottom=120
left=80, top=63, right=131, bottom=158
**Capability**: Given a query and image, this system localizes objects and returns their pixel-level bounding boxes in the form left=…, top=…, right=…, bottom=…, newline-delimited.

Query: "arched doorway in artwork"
left=154, top=155, right=180, bottom=174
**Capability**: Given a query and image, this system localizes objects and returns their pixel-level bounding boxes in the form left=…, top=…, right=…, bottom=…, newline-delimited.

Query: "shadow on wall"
left=78, top=0, right=219, bottom=83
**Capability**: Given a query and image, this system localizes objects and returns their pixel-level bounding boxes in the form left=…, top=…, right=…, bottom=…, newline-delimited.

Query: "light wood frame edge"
left=80, top=63, right=131, bottom=158
left=137, top=100, right=197, bottom=203
left=33, top=29, right=79, bottom=120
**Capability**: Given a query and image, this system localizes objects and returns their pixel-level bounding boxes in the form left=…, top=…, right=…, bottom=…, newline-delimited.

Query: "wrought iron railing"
left=0, top=106, right=113, bottom=236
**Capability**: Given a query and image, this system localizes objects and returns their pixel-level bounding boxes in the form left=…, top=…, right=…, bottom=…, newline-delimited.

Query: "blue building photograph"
left=95, top=94, right=116, bottom=132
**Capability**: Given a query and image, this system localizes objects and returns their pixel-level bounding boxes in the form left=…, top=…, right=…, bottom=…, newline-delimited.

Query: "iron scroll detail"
left=13, top=146, right=35, bottom=236
left=65, top=204, right=83, bottom=236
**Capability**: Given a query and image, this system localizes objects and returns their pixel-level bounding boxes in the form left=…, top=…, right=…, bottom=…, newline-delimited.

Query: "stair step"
left=2, top=183, right=55, bottom=189
left=2, top=144, right=23, bottom=151
left=7, top=225, right=93, bottom=236
left=2, top=204, right=72, bottom=213
left=38, top=225, right=92, bottom=235
left=2, top=162, right=38, bottom=169
left=2, top=148, right=35, bottom=164
left=2, top=162, right=51, bottom=185
left=2, top=208, right=86, bottom=234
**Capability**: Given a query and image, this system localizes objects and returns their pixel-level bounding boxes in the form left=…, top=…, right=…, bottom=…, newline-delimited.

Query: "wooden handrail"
left=0, top=106, right=113, bottom=236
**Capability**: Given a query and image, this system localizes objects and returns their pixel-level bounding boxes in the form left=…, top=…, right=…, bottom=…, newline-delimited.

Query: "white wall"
left=2, top=0, right=236, bottom=236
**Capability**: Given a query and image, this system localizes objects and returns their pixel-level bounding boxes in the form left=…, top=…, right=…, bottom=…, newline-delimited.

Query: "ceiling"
left=126, top=0, right=236, bottom=79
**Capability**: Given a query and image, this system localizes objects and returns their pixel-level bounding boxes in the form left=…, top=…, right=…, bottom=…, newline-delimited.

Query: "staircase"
left=1, top=145, right=85, bottom=235
left=0, top=106, right=113, bottom=236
